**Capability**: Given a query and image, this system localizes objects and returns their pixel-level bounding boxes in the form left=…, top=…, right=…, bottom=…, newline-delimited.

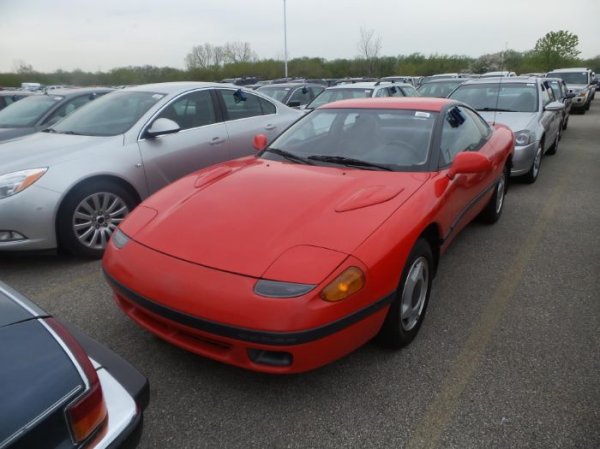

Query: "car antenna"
left=492, top=76, right=503, bottom=126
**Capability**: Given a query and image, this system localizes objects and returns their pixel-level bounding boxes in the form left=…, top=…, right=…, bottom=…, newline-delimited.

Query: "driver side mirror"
left=447, top=152, right=491, bottom=179
left=145, top=118, right=180, bottom=138
left=253, top=134, right=268, bottom=151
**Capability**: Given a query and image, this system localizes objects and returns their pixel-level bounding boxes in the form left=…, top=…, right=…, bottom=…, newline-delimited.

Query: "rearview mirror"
left=145, top=118, right=180, bottom=138
left=447, top=152, right=491, bottom=179
left=253, top=134, right=268, bottom=151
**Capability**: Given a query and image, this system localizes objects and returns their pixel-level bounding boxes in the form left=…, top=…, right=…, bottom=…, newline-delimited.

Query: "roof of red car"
left=320, top=97, right=454, bottom=112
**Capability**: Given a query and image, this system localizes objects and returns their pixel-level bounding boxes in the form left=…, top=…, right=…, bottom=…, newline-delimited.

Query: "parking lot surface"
left=1, top=99, right=599, bottom=449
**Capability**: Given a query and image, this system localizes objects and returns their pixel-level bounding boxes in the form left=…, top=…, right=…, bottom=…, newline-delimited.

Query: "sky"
left=1, top=0, right=599, bottom=73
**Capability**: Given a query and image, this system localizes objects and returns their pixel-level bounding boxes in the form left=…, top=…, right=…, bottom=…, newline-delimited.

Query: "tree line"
left=2, top=30, right=598, bottom=88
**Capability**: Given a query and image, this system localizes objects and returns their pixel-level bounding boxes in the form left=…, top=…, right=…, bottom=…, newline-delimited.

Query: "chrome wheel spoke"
left=400, top=257, right=429, bottom=331
left=72, top=191, right=130, bottom=250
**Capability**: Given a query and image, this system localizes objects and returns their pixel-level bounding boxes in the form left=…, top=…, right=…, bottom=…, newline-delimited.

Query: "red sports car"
left=103, top=98, right=513, bottom=374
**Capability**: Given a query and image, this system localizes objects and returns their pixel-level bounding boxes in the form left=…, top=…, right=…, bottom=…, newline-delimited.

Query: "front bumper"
left=570, top=93, right=589, bottom=110
left=510, top=141, right=537, bottom=176
left=103, top=239, right=391, bottom=374
left=0, top=184, right=60, bottom=251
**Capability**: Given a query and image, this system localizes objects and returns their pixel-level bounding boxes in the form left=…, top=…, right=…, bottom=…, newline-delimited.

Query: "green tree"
left=533, top=30, right=580, bottom=71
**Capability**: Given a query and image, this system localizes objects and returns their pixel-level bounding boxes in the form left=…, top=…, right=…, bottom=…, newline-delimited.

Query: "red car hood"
left=128, top=158, right=429, bottom=280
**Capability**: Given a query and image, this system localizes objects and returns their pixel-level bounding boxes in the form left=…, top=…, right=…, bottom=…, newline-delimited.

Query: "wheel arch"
left=418, top=223, right=442, bottom=277
left=55, top=175, right=142, bottom=246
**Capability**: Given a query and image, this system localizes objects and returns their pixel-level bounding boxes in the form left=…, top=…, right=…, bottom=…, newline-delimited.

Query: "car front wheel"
left=376, top=238, right=433, bottom=348
left=523, top=141, right=543, bottom=184
left=57, top=181, right=136, bottom=258
left=478, top=167, right=508, bottom=224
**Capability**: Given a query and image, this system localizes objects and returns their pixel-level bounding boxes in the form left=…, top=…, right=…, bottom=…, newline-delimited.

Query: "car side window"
left=309, top=86, right=324, bottom=99
left=156, top=90, right=216, bottom=131
left=288, top=87, right=312, bottom=105
left=374, top=88, right=388, bottom=97
left=400, top=86, right=418, bottom=97
left=541, top=85, right=552, bottom=106
left=220, top=89, right=275, bottom=120
left=463, top=107, right=492, bottom=139
left=389, top=86, right=405, bottom=97
left=439, top=106, right=487, bottom=167
left=42, top=94, right=96, bottom=125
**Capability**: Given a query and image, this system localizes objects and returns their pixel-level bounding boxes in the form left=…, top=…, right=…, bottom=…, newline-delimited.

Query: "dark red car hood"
left=128, top=158, right=429, bottom=279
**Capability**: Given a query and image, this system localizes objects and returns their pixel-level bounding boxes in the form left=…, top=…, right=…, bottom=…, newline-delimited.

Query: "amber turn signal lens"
left=320, top=267, right=365, bottom=302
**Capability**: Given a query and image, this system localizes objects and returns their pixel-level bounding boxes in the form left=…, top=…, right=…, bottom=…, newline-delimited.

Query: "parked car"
left=545, top=77, right=576, bottom=130
left=257, top=83, right=325, bottom=108
left=546, top=68, right=597, bottom=113
left=305, top=81, right=418, bottom=111
left=0, top=87, right=112, bottom=142
left=103, top=97, right=514, bottom=374
left=0, top=281, right=148, bottom=448
left=449, top=76, right=564, bottom=183
left=0, top=82, right=302, bottom=257
left=417, top=78, right=467, bottom=98
left=0, top=90, right=37, bottom=111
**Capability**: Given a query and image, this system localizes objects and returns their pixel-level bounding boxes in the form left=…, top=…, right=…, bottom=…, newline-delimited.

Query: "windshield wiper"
left=479, top=107, right=517, bottom=112
left=263, top=147, right=314, bottom=165
left=41, top=128, right=56, bottom=133
left=307, top=155, right=392, bottom=171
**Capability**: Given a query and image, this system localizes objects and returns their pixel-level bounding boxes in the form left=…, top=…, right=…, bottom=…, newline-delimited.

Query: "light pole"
left=283, top=0, right=288, bottom=78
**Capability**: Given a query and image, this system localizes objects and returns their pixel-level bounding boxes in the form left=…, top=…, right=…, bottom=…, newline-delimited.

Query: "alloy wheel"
left=72, top=192, right=129, bottom=250
left=400, top=256, right=430, bottom=331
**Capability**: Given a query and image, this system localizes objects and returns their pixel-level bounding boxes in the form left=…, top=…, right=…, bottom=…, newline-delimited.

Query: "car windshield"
left=307, top=88, right=374, bottom=109
left=417, top=81, right=463, bottom=98
left=262, top=108, right=437, bottom=171
left=449, top=83, right=539, bottom=113
left=0, top=95, right=61, bottom=127
left=52, top=91, right=165, bottom=136
left=256, top=86, right=292, bottom=102
left=547, top=72, right=588, bottom=85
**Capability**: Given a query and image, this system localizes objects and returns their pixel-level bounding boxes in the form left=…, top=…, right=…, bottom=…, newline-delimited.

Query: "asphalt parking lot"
left=1, top=99, right=599, bottom=449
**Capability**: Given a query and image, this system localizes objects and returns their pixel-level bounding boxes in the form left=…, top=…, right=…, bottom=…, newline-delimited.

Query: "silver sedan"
left=449, top=76, right=564, bottom=183
left=0, top=82, right=302, bottom=257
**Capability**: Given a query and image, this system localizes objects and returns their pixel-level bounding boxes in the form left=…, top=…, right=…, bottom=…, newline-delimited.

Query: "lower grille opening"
left=248, top=349, right=293, bottom=367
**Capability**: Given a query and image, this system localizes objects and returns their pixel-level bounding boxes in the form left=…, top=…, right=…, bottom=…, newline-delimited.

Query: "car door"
left=215, top=88, right=285, bottom=160
left=435, top=106, right=495, bottom=244
left=137, top=88, right=230, bottom=193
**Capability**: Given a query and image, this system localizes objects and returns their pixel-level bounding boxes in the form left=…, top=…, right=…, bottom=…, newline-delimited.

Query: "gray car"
left=0, top=87, right=112, bottom=142
left=0, top=82, right=302, bottom=257
left=546, top=68, right=597, bottom=113
left=449, top=77, right=564, bottom=183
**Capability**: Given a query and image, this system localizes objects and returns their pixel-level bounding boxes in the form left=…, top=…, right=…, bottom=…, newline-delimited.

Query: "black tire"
left=478, top=166, right=508, bottom=224
left=522, top=141, right=543, bottom=184
left=546, top=129, right=560, bottom=156
left=57, top=181, right=137, bottom=258
left=376, top=239, right=433, bottom=348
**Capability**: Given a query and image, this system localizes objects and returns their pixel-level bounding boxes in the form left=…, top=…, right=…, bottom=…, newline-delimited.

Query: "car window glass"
left=53, top=91, right=164, bottom=136
left=220, top=89, right=272, bottom=120
left=42, top=95, right=95, bottom=125
left=374, top=88, right=389, bottom=97
left=401, top=86, right=418, bottom=97
left=0, top=95, right=61, bottom=127
left=541, top=85, right=552, bottom=106
left=288, top=87, right=311, bottom=105
left=450, top=83, right=538, bottom=113
left=439, top=106, right=486, bottom=166
left=156, top=90, right=215, bottom=130
left=309, top=86, right=324, bottom=99
left=388, top=86, right=405, bottom=97
left=462, top=107, right=491, bottom=138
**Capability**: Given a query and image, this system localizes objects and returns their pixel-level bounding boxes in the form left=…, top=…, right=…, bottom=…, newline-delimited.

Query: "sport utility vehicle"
left=546, top=68, right=597, bottom=113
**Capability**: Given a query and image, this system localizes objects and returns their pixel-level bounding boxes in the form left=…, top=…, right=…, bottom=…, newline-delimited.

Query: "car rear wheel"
left=57, top=181, right=136, bottom=258
left=376, top=239, right=433, bottom=348
left=522, top=141, right=543, bottom=184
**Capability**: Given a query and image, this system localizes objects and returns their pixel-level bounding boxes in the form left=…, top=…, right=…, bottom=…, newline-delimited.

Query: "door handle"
left=210, top=137, right=226, bottom=145
left=264, top=124, right=276, bottom=131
